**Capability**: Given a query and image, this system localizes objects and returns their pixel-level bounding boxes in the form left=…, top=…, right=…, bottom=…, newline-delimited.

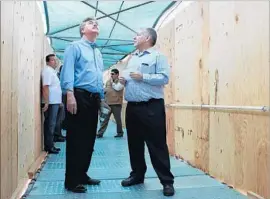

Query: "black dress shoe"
left=67, top=184, right=87, bottom=193
left=46, top=148, right=59, bottom=154
left=121, top=176, right=144, bottom=187
left=114, top=132, right=123, bottom=138
left=84, top=178, right=101, bottom=185
left=163, top=184, right=175, bottom=196
left=96, top=134, right=103, bottom=138
left=53, top=147, right=61, bottom=152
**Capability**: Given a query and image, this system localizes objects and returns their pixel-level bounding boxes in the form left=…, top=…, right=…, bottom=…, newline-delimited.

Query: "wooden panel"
left=162, top=1, right=270, bottom=198
left=208, top=2, right=269, bottom=198
left=156, top=19, right=176, bottom=154
left=152, top=1, right=269, bottom=198
left=11, top=1, right=20, bottom=193
left=0, top=2, right=53, bottom=198
left=17, top=1, right=36, bottom=180
left=247, top=191, right=265, bottom=199
left=173, top=2, right=210, bottom=171
left=34, top=3, right=46, bottom=160
left=0, top=2, right=15, bottom=198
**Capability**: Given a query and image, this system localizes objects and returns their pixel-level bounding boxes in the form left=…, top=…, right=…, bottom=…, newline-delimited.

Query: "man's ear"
left=146, top=36, right=151, bottom=42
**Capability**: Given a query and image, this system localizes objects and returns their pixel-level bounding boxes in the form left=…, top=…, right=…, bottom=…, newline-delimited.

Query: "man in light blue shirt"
left=60, top=17, right=103, bottom=193
left=119, top=28, right=175, bottom=196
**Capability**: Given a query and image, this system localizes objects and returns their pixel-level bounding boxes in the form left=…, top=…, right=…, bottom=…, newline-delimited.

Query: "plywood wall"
left=0, top=1, right=52, bottom=199
left=160, top=1, right=269, bottom=198
left=156, top=20, right=176, bottom=155
left=108, top=1, right=269, bottom=198
left=172, top=0, right=211, bottom=174
left=207, top=2, right=269, bottom=197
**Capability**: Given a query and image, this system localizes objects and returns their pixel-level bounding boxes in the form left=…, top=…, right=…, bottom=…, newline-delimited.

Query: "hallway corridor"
left=24, top=122, right=247, bottom=199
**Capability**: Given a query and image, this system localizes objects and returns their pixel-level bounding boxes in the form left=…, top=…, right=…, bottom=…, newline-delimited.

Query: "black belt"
left=74, top=88, right=100, bottom=99
left=128, top=98, right=162, bottom=105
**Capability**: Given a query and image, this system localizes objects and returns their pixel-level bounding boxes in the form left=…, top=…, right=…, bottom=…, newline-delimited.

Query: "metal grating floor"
left=24, top=122, right=247, bottom=199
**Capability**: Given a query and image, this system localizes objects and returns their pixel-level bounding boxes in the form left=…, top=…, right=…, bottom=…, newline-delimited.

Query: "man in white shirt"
left=97, top=69, right=124, bottom=138
left=42, top=54, right=62, bottom=154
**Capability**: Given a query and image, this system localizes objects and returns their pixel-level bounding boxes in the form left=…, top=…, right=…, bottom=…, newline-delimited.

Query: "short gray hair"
left=145, top=28, right=157, bottom=46
left=79, top=17, right=97, bottom=37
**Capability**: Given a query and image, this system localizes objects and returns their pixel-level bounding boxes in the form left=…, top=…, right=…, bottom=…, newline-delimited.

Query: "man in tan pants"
left=97, top=69, right=124, bottom=138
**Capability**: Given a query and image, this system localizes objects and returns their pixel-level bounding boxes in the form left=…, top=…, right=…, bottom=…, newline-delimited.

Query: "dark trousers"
left=64, top=89, right=100, bottom=188
left=44, top=104, right=60, bottom=150
left=98, top=104, right=123, bottom=135
left=55, top=105, right=65, bottom=137
left=126, top=99, right=174, bottom=185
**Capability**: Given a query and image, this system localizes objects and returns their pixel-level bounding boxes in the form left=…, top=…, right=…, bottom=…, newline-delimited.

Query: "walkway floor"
left=25, top=122, right=247, bottom=199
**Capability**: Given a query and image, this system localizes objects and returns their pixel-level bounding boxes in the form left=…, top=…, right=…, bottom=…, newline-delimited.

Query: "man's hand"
left=119, top=77, right=127, bottom=85
left=42, top=103, right=49, bottom=112
left=130, top=72, right=143, bottom=81
left=67, top=91, right=77, bottom=114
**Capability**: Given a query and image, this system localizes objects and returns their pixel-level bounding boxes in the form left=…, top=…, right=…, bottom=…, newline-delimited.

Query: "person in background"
left=41, top=54, right=62, bottom=154
left=54, top=65, right=66, bottom=142
left=119, top=28, right=175, bottom=196
left=60, top=17, right=104, bottom=193
left=97, top=68, right=124, bottom=138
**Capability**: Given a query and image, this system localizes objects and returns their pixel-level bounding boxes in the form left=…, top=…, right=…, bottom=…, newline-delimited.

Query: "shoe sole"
left=121, top=181, right=144, bottom=187
left=67, top=189, right=87, bottom=193
left=163, top=193, right=175, bottom=197
left=87, top=183, right=100, bottom=186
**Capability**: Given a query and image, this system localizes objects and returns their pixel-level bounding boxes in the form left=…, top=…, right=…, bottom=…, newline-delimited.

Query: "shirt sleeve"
left=98, top=50, right=105, bottom=99
left=42, top=68, right=52, bottom=86
left=60, top=43, right=77, bottom=94
left=142, top=54, right=169, bottom=86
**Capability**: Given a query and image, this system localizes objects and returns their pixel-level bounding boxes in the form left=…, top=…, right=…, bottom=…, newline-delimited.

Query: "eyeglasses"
left=111, top=73, right=116, bottom=75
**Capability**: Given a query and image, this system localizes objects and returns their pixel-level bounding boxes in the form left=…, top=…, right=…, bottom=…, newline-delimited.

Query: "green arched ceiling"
left=43, top=1, right=176, bottom=69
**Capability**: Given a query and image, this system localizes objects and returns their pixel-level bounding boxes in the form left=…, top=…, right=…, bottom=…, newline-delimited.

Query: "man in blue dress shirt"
left=60, top=17, right=103, bottom=193
left=119, top=28, right=175, bottom=196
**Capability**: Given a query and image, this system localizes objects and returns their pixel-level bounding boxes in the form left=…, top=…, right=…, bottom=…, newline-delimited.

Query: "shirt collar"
left=46, top=65, right=57, bottom=73
left=46, top=65, right=55, bottom=70
left=134, top=47, right=155, bottom=57
left=81, top=38, right=97, bottom=49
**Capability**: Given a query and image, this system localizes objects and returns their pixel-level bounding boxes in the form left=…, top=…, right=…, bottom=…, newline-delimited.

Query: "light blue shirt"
left=60, top=38, right=104, bottom=99
left=124, top=48, right=169, bottom=102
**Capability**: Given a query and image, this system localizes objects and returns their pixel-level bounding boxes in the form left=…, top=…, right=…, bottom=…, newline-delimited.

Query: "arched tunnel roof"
left=43, top=1, right=176, bottom=69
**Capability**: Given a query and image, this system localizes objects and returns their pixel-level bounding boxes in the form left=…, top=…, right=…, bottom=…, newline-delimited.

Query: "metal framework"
left=166, top=104, right=270, bottom=112
left=101, top=1, right=124, bottom=52
left=95, top=1, right=99, bottom=17
left=43, top=1, right=176, bottom=68
left=49, top=36, right=134, bottom=42
left=81, top=1, right=137, bottom=34
left=47, top=1, right=154, bottom=36
left=55, top=50, right=126, bottom=56
left=98, top=43, right=134, bottom=48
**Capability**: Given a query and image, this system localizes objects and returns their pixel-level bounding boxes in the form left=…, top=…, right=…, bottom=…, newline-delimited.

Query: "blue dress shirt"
left=60, top=38, right=104, bottom=99
left=124, top=48, right=169, bottom=102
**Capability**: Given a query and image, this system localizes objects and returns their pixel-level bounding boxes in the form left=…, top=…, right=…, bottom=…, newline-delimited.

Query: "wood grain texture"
left=0, top=2, right=53, bottom=198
